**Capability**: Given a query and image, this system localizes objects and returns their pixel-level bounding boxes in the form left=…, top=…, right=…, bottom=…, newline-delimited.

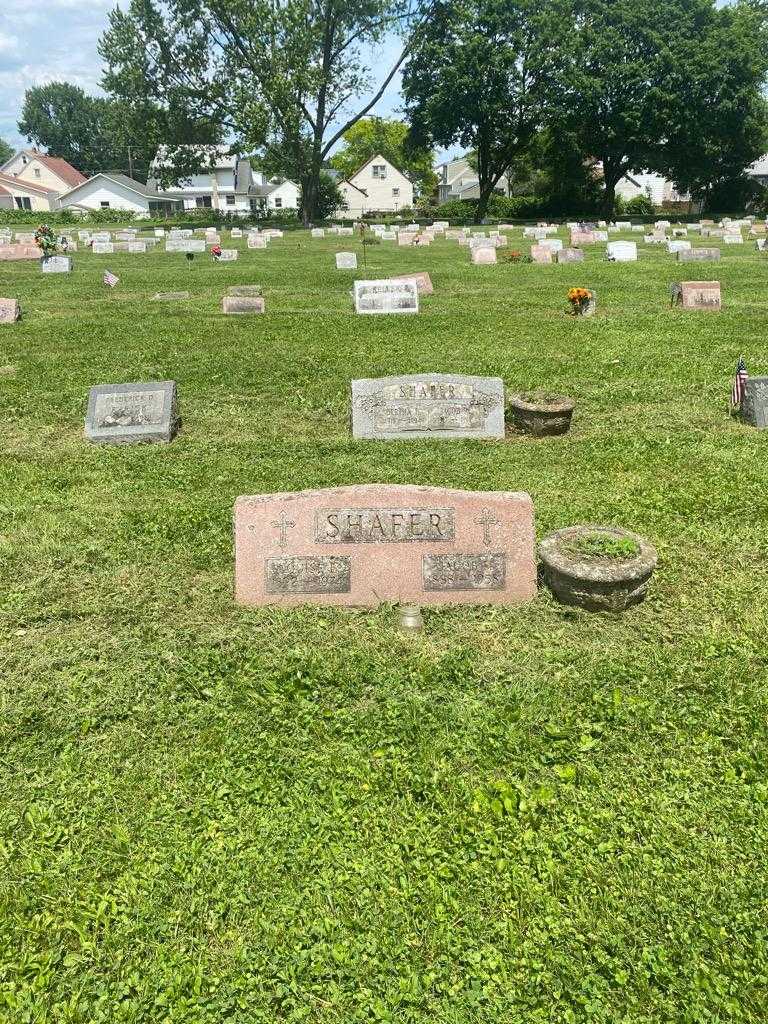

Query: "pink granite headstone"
left=672, top=280, right=721, bottom=311
left=530, top=244, right=553, bottom=264
left=0, top=298, right=20, bottom=323
left=0, top=244, right=40, bottom=261
left=388, top=272, right=434, bottom=295
left=234, top=483, right=536, bottom=608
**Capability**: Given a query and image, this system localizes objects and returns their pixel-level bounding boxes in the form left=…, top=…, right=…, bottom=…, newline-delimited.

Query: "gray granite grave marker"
left=85, top=381, right=180, bottom=444
left=741, top=378, right=768, bottom=429
left=351, top=373, right=505, bottom=440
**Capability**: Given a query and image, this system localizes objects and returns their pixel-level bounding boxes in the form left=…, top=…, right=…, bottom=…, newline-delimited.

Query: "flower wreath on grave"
left=34, top=224, right=62, bottom=259
left=211, top=244, right=223, bottom=260
left=504, top=250, right=532, bottom=264
left=567, top=287, right=594, bottom=315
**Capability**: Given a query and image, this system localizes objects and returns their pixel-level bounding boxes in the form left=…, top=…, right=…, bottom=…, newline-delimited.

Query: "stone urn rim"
left=538, top=525, right=658, bottom=585
left=509, top=392, right=576, bottom=415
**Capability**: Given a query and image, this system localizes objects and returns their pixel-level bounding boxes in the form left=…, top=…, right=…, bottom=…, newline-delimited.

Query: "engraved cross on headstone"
left=475, top=507, right=499, bottom=547
left=272, top=510, right=295, bottom=549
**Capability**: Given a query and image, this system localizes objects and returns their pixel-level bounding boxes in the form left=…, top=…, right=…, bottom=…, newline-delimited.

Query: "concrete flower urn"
left=539, top=525, right=657, bottom=612
left=509, top=393, right=575, bottom=436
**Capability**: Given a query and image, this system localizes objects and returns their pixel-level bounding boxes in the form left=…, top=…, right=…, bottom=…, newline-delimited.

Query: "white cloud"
left=0, top=0, right=112, bottom=149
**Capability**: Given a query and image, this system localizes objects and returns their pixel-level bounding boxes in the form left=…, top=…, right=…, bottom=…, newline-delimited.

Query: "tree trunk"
left=301, top=175, right=315, bottom=226
left=476, top=185, right=495, bottom=223
left=601, top=176, right=618, bottom=217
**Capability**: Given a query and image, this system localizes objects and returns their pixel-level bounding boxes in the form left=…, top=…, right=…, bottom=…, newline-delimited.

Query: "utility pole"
left=128, top=145, right=134, bottom=180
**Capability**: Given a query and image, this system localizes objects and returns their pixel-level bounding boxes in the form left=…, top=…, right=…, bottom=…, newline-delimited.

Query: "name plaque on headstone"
left=234, top=483, right=536, bottom=608
left=85, top=381, right=180, bottom=444
left=741, top=378, right=768, bottom=429
left=351, top=373, right=505, bottom=440
left=354, top=279, right=418, bottom=314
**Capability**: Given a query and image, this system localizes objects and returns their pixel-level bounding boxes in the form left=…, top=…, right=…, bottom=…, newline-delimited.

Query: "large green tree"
left=0, top=138, right=13, bottom=165
left=100, top=0, right=433, bottom=223
left=554, top=0, right=768, bottom=214
left=402, top=0, right=564, bottom=222
left=19, top=83, right=121, bottom=178
left=330, top=116, right=436, bottom=195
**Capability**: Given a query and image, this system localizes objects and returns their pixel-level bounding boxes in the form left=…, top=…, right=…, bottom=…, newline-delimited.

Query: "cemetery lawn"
left=2, top=230, right=768, bottom=1024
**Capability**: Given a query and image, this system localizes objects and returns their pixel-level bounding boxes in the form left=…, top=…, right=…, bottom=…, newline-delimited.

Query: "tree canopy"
left=100, top=0, right=434, bottom=223
left=402, top=0, right=565, bottom=221
left=0, top=138, right=13, bottom=165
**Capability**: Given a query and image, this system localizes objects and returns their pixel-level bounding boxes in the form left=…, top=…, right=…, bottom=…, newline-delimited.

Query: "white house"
left=435, top=156, right=510, bottom=205
left=335, top=154, right=414, bottom=217
left=0, top=149, right=86, bottom=211
left=615, top=170, right=689, bottom=206
left=148, top=146, right=299, bottom=214
left=746, top=154, right=768, bottom=188
left=58, top=173, right=182, bottom=214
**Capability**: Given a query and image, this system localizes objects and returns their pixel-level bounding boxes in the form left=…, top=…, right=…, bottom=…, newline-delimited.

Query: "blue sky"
left=0, top=2, right=457, bottom=165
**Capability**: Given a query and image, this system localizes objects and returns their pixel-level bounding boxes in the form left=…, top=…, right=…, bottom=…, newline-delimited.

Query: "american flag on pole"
left=730, top=356, right=748, bottom=410
left=103, top=270, right=119, bottom=288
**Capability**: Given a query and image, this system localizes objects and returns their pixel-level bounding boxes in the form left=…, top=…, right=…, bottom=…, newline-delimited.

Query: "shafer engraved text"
left=315, top=507, right=455, bottom=543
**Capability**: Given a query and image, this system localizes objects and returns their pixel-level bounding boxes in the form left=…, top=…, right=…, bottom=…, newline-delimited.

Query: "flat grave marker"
left=222, top=296, right=265, bottom=314
left=0, top=298, right=20, bottom=323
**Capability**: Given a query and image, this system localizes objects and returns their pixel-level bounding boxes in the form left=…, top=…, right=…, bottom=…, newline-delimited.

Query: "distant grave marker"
left=354, top=279, right=419, bottom=314
left=670, top=280, right=721, bottom=311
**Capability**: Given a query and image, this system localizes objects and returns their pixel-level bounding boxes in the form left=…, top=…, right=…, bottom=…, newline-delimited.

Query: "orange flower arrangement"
left=567, top=287, right=593, bottom=314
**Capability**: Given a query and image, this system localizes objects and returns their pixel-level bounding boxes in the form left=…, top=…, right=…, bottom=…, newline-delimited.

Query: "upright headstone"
left=471, top=247, right=497, bottom=265
left=248, top=235, right=268, bottom=249
left=557, top=248, right=585, bottom=264
left=388, top=272, right=433, bottom=296
left=336, top=252, right=358, bottom=269
left=740, top=378, right=768, bottom=429
left=0, top=244, right=40, bottom=261
left=530, top=244, right=553, bottom=264
left=670, top=280, right=721, bottom=310
left=606, top=241, right=637, bottom=262
left=233, top=483, right=536, bottom=608
left=354, top=279, right=419, bottom=314
left=667, top=240, right=691, bottom=254
left=311, top=228, right=325, bottom=239
left=351, top=374, right=505, bottom=440
left=0, top=298, right=20, bottom=323
left=228, top=285, right=262, bottom=297
left=216, top=249, right=239, bottom=261
left=85, top=381, right=180, bottom=444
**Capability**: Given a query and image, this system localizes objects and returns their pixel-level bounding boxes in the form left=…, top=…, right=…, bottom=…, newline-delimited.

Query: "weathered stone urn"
left=539, top=525, right=657, bottom=611
left=509, top=393, right=575, bottom=436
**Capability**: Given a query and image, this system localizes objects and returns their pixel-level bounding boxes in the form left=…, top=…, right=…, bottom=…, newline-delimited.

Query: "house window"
left=225, top=194, right=235, bottom=206
left=195, top=195, right=212, bottom=208
left=372, top=164, right=387, bottom=179
left=15, top=197, right=31, bottom=210
left=100, top=201, right=110, bottom=208
left=274, top=197, right=282, bottom=208
left=34, top=168, right=41, bottom=178
left=392, top=187, right=400, bottom=197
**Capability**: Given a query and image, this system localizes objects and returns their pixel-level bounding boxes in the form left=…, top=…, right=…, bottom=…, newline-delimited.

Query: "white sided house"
left=58, top=173, right=182, bottom=214
left=435, top=156, right=510, bottom=204
left=335, top=154, right=414, bottom=217
left=149, top=146, right=299, bottom=214
left=615, top=170, right=690, bottom=206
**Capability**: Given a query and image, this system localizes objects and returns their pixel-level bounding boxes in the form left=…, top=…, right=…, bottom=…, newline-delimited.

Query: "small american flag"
left=731, top=356, right=748, bottom=409
left=103, top=270, right=119, bottom=288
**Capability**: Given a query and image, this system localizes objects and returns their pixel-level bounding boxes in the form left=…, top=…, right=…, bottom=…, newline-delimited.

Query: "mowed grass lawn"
left=1, top=228, right=768, bottom=1023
